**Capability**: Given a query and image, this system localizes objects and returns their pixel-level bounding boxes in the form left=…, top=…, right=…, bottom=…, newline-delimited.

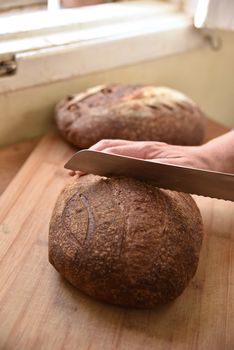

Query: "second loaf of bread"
left=55, top=84, right=207, bottom=148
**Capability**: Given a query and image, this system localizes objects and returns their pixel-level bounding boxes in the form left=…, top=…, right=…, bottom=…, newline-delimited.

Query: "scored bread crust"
left=55, top=84, right=207, bottom=148
left=49, top=174, right=203, bottom=308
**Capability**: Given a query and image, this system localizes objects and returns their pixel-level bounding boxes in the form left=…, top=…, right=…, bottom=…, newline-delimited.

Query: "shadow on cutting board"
left=56, top=274, right=203, bottom=344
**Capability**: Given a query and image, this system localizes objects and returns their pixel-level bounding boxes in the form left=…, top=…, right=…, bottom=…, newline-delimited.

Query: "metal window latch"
left=201, top=29, right=222, bottom=51
left=0, top=55, right=17, bottom=77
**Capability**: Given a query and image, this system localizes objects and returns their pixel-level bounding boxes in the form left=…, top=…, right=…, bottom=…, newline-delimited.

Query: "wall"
left=0, top=30, right=233, bottom=147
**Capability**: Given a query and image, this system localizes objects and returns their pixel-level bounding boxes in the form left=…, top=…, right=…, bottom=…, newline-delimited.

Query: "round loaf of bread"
left=55, top=84, right=206, bottom=148
left=49, top=174, right=203, bottom=308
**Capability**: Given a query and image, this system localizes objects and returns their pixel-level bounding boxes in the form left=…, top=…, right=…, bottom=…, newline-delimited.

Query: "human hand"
left=68, top=139, right=212, bottom=176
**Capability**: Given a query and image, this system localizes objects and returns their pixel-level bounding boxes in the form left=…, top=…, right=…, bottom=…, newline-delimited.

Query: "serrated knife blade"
left=64, top=150, right=234, bottom=201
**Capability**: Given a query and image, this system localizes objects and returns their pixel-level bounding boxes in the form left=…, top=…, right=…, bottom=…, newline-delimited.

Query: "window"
left=0, top=0, right=47, bottom=11
left=0, top=1, right=205, bottom=92
left=0, top=0, right=121, bottom=12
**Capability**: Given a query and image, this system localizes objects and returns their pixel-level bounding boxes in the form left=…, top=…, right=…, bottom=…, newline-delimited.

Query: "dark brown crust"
left=55, top=84, right=207, bottom=148
left=49, top=175, right=203, bottom=308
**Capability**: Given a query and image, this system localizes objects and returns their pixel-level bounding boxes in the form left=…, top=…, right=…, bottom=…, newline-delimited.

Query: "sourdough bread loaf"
left=55, top=84, right=207, bottom=148
left=49, top=175, right=203, bottom=308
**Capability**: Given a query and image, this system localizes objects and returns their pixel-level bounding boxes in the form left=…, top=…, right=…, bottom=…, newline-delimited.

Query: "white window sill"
left=0, top=1, right=205, bottom=93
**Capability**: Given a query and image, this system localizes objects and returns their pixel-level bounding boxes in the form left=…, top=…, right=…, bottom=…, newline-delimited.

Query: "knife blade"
left=64, top=150, right=234, bottom=201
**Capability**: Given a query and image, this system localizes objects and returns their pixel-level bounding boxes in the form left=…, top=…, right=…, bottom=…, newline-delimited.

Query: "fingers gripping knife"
left=65, top=150, right=234, bottom=201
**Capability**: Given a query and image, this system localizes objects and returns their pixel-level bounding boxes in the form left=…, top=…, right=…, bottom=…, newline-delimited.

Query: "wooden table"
left=0, top=139, right=38, bottom=195
left=0, top=120, right=233, bottom=350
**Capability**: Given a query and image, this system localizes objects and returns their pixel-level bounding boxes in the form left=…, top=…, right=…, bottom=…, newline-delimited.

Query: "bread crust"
left=49, top=175, right=203, bottom=308
left=55, top=84, right=207, bottom=148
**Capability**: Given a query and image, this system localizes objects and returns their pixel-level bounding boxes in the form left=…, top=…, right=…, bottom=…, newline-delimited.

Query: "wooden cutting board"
left=0, top=122, right=234, bottom=350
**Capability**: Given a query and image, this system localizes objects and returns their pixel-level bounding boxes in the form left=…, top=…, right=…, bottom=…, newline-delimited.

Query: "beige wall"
left=0, top=30, right=234, bottom=147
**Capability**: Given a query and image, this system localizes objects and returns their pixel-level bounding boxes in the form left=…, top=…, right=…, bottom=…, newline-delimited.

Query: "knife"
left=64, top=150, right=234, bottom=201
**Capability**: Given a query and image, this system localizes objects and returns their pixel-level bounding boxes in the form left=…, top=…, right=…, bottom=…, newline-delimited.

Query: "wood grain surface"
left=0, top=120, right=233, bottom=350
left=0, top=138, right=39, bottom=195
